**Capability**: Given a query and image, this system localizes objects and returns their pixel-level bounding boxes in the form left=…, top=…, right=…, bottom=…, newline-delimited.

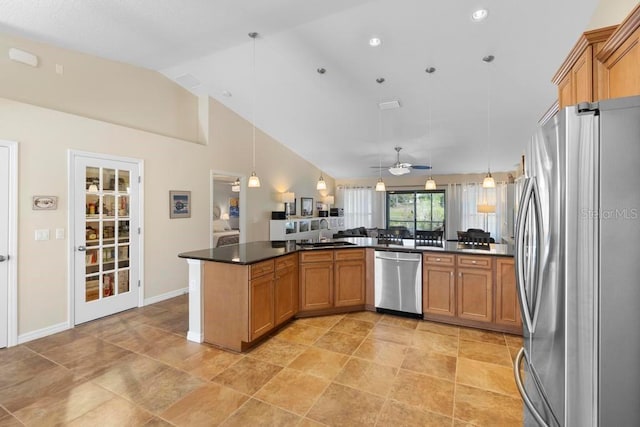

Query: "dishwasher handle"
left=375, top=254, right=421, bottom=262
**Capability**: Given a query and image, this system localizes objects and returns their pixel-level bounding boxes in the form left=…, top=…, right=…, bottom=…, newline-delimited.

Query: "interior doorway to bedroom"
left=211, top=172, right=246, bottom=247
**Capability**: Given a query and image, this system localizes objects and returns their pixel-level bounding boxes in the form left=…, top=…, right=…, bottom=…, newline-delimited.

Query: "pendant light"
left=424, top=67, right=437, bottom=190
left=482, top=55, right=496, bottom=189
left=375, top=77, right=386, bottom=192
left=316, top=172, right=327, bottom=191
left=247, top=32, right=261, bottom=188
left=231, top=178, right=240, bottom=193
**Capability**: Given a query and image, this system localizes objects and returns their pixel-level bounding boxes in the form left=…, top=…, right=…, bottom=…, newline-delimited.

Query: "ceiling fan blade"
left=410, top=165, right=432, bottom=170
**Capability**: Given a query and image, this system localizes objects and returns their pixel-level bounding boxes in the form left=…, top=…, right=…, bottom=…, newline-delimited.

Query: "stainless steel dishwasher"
left=374, top=251, right=422, bottom=317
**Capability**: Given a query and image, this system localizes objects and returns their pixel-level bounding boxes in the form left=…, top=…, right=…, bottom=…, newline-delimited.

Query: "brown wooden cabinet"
left=299, top=248, right=365, bottom=312
left=597, top=5, right=640, bottom=100
left=553, top=26, right=617, bottom=109
left=422, top=254, right=520, bottom=334
left=249, top=272, right=275, bottom=341
left=300, top=250, right=334, bottom=311
left=423, top=254, right=455, bottom=317
left=495, top=258, right=522, bottom=328
left=334, top=249, right=365, bottom=307
left=274, top=254, right=298, bottom=326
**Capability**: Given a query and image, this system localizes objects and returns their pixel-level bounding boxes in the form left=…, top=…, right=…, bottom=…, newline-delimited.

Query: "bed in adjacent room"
left=212, top=219, right=239, bottom=247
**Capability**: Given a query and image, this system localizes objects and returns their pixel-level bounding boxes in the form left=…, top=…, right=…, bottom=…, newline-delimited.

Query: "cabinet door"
left=299, top=262, right=333, bottom=311
left=602, top=26, right=640, bottom=99
left=558, top=72, right=573, bottom=109
left=249, top=274, right=274, bottom=341
left=334, top=260, right=365, bottom=307
left=573, top=46, right=593, bottom=105
left=274, top=265, right=298, bottom=326
left=423, top=264, right=456, bottom=317
left=457, top=268, right=493, bottom=323
left=495, top=258, right=522, bottom=327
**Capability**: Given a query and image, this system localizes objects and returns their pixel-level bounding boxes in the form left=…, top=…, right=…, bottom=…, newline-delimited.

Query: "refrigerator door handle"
left=515, top=177, right=536, bottom=333
left=514, top=347, right=551, bottom=427
left=515, top=177, right=544, bottom=334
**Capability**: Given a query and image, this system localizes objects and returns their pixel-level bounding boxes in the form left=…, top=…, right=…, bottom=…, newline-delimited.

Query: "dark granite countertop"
left=178, top=237, right=514, bottom=265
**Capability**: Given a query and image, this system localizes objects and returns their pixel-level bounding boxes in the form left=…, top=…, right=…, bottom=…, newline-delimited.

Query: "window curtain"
left=446, top=182, right=508, bottom=242
left=337, top=186, right=385, bottom=229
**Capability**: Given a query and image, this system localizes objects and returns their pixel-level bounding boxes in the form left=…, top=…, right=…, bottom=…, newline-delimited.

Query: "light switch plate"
left=55, top=228, right=65, bottom=240
left=35, top=229, right=50, bottom=241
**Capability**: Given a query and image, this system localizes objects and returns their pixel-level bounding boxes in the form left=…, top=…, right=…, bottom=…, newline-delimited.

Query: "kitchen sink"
left=297, top=241, right=357, bottom=248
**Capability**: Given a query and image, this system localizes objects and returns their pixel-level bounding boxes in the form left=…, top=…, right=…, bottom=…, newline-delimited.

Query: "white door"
left=73, top=154, right=140, bottom=324
left=0, top=145, right=9, bottom=347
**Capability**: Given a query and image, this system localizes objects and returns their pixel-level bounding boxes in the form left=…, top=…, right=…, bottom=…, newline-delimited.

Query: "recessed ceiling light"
left=369, top=37, right=382, bottom=47
left=471, top=9, right=489, bottom=22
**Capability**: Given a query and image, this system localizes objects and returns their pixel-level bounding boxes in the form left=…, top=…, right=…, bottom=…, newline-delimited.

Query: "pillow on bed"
left=213, top=219, right=231, bottom=232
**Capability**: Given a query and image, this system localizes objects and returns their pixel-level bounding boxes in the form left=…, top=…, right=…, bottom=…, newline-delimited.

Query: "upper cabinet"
left=596, top=4, right=640, bottom=100
left=552, top=26, right=617, bottom=109
left=553, top=4, right=640, bottom=108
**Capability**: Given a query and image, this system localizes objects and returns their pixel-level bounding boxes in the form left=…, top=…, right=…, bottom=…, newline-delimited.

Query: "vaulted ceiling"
left=0, top=0, right=600, bottom=178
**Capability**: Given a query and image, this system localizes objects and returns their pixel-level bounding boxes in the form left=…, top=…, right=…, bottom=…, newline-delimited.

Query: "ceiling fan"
left=371, top=146, right=431, bottom=176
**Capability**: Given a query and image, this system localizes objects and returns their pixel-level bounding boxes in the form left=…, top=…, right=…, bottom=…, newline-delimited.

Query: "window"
left=386, top=190, right=445, bottom=236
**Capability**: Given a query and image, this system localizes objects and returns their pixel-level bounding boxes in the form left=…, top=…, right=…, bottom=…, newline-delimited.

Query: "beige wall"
left=587, top=0, right=639, bottom=29
left=0, top=34, right=333, bottom=338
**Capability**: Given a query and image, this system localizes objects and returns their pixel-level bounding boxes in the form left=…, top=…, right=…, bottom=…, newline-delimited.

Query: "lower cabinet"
left=249, top=273, right=275, bottom=341
left=423, top=253, right=521, bottom=333
left=423, top=254, right=456, bottom=317
left=274, top=255, right=299, bottom=326
left=300, top=249, right=365, bottom=312
left=495, top=258, right=521, bottom=327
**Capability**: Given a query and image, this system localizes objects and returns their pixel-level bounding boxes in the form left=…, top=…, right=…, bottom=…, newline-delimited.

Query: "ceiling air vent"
left=175, top=73, right=201, bottom=89
left=378, top=100, right=401, bottom=110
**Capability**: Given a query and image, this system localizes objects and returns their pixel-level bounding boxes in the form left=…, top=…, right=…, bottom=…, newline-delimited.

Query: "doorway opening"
left=211, top=171, right=246, bottom=247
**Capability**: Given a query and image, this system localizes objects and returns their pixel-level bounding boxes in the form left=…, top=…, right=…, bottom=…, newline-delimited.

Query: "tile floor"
left=0, top=295, right=524, bottom=426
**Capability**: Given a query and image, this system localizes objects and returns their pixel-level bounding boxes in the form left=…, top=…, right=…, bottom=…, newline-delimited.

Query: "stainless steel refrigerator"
left=514, top=95, right=640, bottom=426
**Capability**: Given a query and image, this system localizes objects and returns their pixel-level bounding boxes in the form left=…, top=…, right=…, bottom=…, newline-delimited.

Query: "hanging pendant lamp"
left=316, top=172, right=327, bottom=191
left=424, top=67, right=437, bottom=190
left=482, top=55, right=496, bottom=189
left=247, top=32, right=261, bottom=188
left=375, top=77, right=386, bottom=192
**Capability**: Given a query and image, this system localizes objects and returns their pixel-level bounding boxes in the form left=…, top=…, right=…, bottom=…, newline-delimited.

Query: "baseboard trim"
left=18, top=321, right=70, bottom=345
left=144, top=287, right=188, bottom=306
left=187, top=331, right=203, bottom=343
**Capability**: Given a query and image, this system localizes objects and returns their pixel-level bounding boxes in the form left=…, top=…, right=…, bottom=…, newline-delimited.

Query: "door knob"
left=77, top=246, right=87, bottom=252
left=0, top=255, right=6, bottom=262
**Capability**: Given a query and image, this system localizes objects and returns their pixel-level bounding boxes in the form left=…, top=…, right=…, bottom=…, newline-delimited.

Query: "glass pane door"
left=74, top=154, right=139, bottom=324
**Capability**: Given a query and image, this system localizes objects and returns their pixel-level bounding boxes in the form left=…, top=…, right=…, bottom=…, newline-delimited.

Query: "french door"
left=72, top=153, right=141, bottom=324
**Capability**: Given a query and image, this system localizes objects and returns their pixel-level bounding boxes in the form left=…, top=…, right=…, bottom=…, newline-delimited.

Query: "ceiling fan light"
left=482, top=172, right=495, bottom=188
left=375, top=177, right=386, bottom=192
left=425, top=177, right=437, bottom=190
left=316, top=174, right=327, bottom=191
left=389, top=166, right=410, bottom=176
left=248, top=171, right=261, bottom=188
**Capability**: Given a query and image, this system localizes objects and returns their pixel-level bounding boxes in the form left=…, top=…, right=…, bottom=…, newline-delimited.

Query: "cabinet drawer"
left=457, top=255, right=492, bottom=269
left=300, top=250, right=334, bottom=263
left=251, top=259, right=275, bottom=279
left=275, top=254, right=297, bottom=270
left=423, top=253, right=455, bottom=266
left=334, top=248, right=365, bottom=261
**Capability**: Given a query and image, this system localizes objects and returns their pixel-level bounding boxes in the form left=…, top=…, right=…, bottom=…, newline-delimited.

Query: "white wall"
left=587, top=0, right=639, bottom=29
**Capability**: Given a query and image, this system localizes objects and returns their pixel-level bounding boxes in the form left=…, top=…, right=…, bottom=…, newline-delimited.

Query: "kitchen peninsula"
left=178, top=238, right=519, bottom=352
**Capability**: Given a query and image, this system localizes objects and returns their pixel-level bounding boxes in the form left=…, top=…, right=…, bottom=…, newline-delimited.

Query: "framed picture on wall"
left=301, top=197, right=313, bottom=217
left=169, top=190, right=191, bottom=218
left=229, top=197, right=239, bottom=218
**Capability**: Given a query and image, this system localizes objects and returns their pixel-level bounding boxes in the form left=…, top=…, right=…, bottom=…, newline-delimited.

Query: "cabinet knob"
left=472, top=260, right=477, bottom=264
left=436, top=258, right=441, bottom=262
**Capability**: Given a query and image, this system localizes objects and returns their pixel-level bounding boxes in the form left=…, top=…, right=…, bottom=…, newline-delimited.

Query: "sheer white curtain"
left=337, top=186, right=385, bottom=229
left=446, top=182, right=508, bottom=242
